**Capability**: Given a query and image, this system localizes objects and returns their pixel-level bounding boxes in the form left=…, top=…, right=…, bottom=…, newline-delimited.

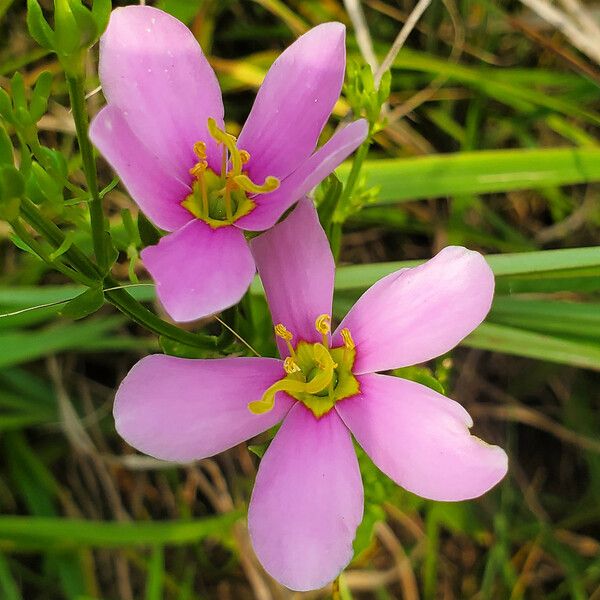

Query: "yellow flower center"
left=181, top=118, right=280, bottom=228
left=248, top=315, right=360, bottom=418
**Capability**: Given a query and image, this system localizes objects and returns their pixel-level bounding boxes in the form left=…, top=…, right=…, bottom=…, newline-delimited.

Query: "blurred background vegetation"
left=0, top=0, right=599, bottom=598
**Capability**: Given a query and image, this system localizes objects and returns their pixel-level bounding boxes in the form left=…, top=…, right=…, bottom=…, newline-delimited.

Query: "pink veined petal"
left=332, top=246, right=495, bottom=374
left=336, top=373, right=508, bottom=501
left=236, top=119, right=368, bottom=232
left=141, top=220, right=255, bottom=322
left=98, top=6, right=224, bottom=181
left=251, top=199, right=334, bottom=356
left=238, top=22, right=346, bottom=184
left=89, top=105, right=193, bottom=232
left=114, top=355, right=293, bottom=462
left=248, top=403, right=363, bottom=591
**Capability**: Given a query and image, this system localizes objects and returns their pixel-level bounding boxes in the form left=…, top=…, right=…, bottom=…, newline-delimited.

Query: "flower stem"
left=331, top=138, right=371, bottom=261
left=65, top=73, right=108, bottom=272
left=19, top=197, right=217, bottom=351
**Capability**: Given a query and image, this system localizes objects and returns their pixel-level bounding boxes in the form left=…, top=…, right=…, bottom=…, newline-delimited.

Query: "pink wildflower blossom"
left=114, top=199, right=508, bottom=591
left=89, top=6, right=367, bottom=321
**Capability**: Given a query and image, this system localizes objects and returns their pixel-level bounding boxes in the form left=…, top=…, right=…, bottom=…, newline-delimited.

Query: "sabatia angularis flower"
left=89, top=6, right=367, bottom=322
left=114, top=199, right=508, bottom=591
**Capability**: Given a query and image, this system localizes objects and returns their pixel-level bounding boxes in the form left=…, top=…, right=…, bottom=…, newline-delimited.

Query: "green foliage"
left=27, top=0, right=111, bottom=75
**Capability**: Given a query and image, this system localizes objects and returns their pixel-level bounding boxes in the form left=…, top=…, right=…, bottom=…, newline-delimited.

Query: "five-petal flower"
left=114, top=198, right=508, bottom=591
left=90, top=6, right=367, bottom=321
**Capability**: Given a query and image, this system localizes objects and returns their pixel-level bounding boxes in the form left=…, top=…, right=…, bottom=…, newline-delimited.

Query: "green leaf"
left=464, top=322, right=600, bottom=371
left=29, top=70, right=53, bottom=121
left=0, top=165, right=25, bottom=198
left=326, top=247, right=600, bottom=292
left=67, top=0, right=98, bottom=47
left=392, top=366, right=445, bottom=394
left=59, top=287, right=104, bottom=319
left=0, top=88, right=13, bottom=122
left=489, top=298, right=600, bottom=340
left=0, top=316, right=125, bottom=369
left=0, top=124, right=14, bottom=164
left=91, top=0, right=111, bottom=34
left=138, top=211, right=162, bottom=247
left=0, top=554, right=22, bottom=600
left=0, top=513, right=240, bottom=550
left=159, top=336, right=219, bottom=358
left=336, top=148, right=600, bottom=204
left=145, top=546, right=165, bottom=600
left=26, top=0, right=55, bottom=49
left=54, top=0, right=82, bottom=55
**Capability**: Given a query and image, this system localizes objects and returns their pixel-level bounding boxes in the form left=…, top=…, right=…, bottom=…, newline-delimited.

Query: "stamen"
left=239, top=150, right=251, bottom=164
left=274, top=323, right=296, bottom=357
left=315, top=314, right=331, bottom=347
left=274, top=323, right=292, bottom=340
left=233, top=174, right=280, bottom=195
left=283, top=357, right=301, bottom=374
left=340, top=328, right=355, bottom=349
left=193, top=141, right=207, bottom=160
left=248, top=343, right=336, bottom=415
left=188, top=158, right=209, bottom=217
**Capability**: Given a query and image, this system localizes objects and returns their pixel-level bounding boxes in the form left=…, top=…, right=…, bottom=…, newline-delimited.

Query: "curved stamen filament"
left=234, top=174, right=280, bottom=194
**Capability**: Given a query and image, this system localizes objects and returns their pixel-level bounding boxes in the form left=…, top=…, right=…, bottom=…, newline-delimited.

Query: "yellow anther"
left=233, top=174, right=280, bottom=195
left=315, top=314, right=331, bottom=335
left=283, top=357, right=301, bottom=374
left=274, top=323, right=293, bottom=341
left=340, top=328, right=355, bottom=350
left=193, top=141, right=207, bottom=160
left=189, top=160, right=207, bottom=178
left=239, top=150, right=251, bottom=164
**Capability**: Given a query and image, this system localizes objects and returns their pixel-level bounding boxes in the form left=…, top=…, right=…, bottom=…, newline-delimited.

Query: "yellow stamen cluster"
left=248, top=315, right=360, bottom=418
left=183, top=118, right=280, bottom=227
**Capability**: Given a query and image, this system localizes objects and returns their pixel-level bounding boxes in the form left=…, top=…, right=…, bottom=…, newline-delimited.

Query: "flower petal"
left=98, top=6, right=224, bottom=181
left=333, top=246, right=495, bottom=374
left=114, top=355, right=292, bottom=462
left=336, top=373, right=508, bottom=501
left=251, top=199, right=334, bottom=355
left=238, top=22, right=346, bottom=183
left=236, top=119, right=368, bottom=232
left=248, top=403, right=363, bottom=591
left=89, top=105, right=193, bottom=231
left=141, top=220, right=255, bottom=322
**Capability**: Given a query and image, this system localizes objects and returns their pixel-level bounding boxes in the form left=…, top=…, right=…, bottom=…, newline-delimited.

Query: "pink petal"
left=114, top=355, right=293, bottom=462
left=336, top=374, right=508, bottom=501
left=89, top=105, right=193, bottom=232
left=98, top=6, right=224, bottom=181
left=251, top=199, right=334, bottom=355
left=236, top=119, right=368, bottom=232
left=248, top=404, right=363, bottom=591
left=141, top=220, right=255, bottom=322
left=333, top=246, right=495, bottom=374
left=238, top=23, right=346, bottom=184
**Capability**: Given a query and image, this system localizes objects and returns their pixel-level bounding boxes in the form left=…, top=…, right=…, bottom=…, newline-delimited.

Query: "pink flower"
left=114, top=199, right=508, bottom=591
left=89, top=6, right=367, bottom=322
